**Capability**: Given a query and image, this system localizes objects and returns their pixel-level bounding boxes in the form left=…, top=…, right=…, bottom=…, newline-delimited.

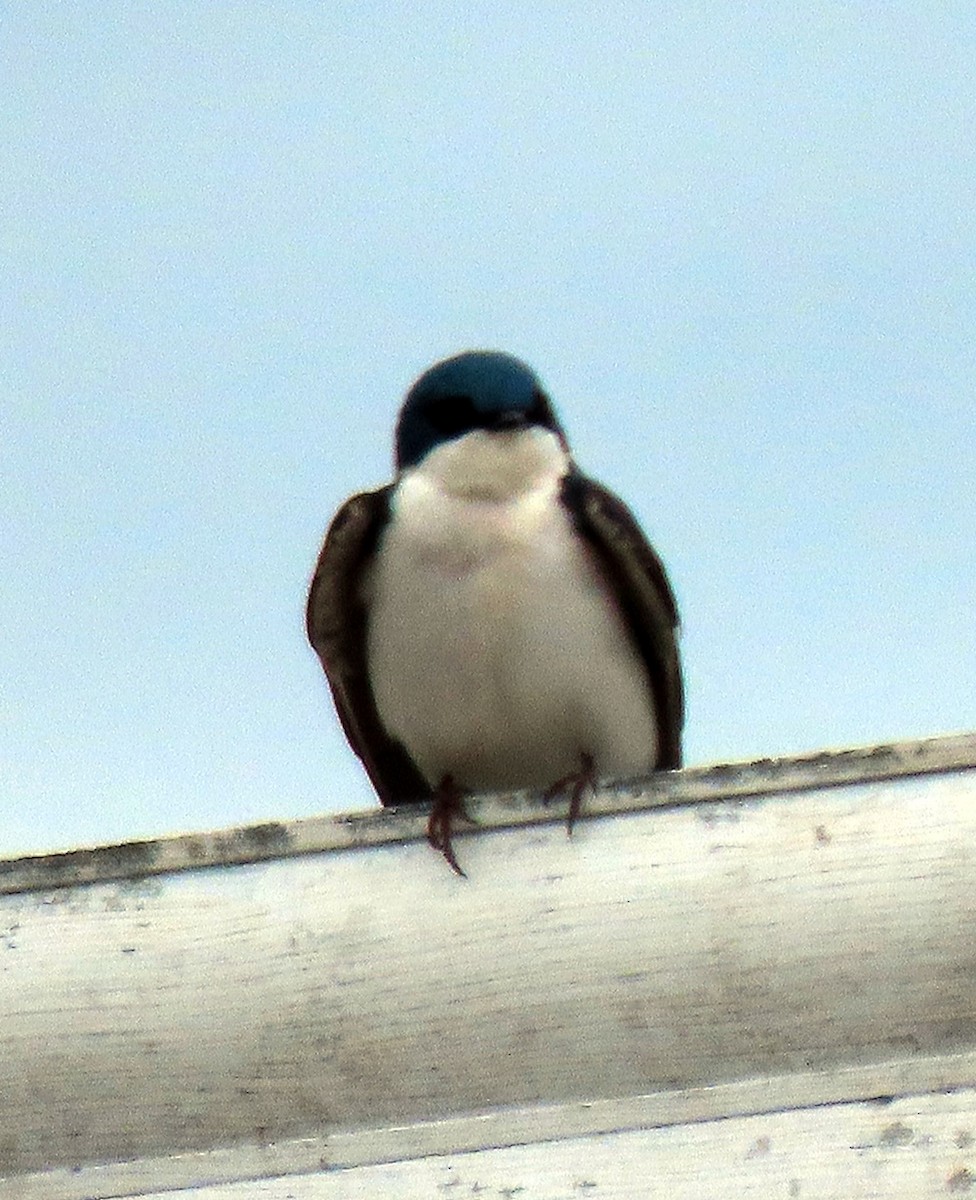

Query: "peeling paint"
left=879, top=1121, right=914, bottom=1148
left=948, top=1166, right=974, bottom=1193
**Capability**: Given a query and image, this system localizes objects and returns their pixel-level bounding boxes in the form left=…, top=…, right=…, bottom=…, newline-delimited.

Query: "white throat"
left=410, top=426, right=570, bottom=503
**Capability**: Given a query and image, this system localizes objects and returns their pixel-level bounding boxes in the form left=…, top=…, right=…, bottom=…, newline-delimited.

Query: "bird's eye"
left=425, top=394, right=480, bottom=436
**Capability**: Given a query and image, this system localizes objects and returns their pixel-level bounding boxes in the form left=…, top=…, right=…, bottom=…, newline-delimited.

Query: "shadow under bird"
left=307, top=351, right=684, bottom=874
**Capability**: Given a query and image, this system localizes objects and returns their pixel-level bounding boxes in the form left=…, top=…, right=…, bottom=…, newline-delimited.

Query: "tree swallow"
left=307, top=351, right=683, bottom=874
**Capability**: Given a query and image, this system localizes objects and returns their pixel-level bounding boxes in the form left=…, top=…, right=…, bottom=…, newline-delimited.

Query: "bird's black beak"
left=488, top=410, right=529, bottom=432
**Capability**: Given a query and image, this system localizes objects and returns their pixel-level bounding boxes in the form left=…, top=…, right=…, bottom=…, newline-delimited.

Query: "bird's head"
left=394, top=351, right=568, bottom=471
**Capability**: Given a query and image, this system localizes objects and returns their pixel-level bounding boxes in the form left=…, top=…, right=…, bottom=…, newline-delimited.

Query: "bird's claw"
left=426, top=775, right=473, bottom=877
left=544, top=751, right=596, bottom=836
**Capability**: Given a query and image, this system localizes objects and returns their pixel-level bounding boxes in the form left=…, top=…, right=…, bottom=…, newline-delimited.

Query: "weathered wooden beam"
left=30, top=1088, right=972, bottom=1200
left=2, top=733, right=975, bottom=1199
left=3, top=731, right=974, bottom=897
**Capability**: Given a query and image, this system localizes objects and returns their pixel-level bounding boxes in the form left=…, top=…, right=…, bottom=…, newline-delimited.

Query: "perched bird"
left=307, top=351, right=683, bottom=874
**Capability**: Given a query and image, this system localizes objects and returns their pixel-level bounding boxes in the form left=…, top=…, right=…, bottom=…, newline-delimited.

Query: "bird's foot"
left=426, top=775, right=473, bottom=878
left=544, top=751, right=596, bottom=836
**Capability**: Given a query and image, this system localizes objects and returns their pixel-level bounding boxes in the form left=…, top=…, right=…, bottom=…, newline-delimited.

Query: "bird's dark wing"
left=561, top=470, right=684, bottom=768
left=306, top=487, right=432, bottom=806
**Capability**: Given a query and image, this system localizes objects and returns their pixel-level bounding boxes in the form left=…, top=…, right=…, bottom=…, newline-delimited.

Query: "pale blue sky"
left=3, top=4, right=974, bottom=855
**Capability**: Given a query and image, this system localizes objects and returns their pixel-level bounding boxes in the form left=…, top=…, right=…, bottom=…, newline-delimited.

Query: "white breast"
left=365, top=427, right=658, bottom=791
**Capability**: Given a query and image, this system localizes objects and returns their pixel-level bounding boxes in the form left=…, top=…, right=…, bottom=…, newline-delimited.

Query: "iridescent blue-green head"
left=395, top=351, right=567, bottom=471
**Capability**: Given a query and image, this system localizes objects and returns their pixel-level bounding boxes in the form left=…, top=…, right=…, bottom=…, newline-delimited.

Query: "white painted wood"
left=4, top=731, right=974, bottom=896
left=1, top=734, right=975, bottom=1199
left=36, top=1088, right=971, bottom=1200
left=11, top=1057, right=976, bottom=1200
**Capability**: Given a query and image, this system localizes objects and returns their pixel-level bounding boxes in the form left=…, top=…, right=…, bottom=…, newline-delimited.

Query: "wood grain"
left=2, top=734, right=975, bottom=1198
